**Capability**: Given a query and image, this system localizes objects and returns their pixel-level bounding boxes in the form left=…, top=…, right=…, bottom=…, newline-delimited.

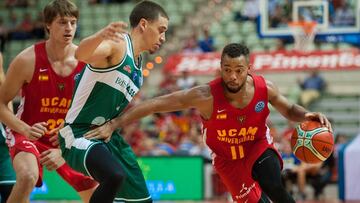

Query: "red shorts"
left=213, top=146, right=282, bottom=203
left=214, top=155, right=262, bottom=203
left=9, top=133, right=98, bottom=192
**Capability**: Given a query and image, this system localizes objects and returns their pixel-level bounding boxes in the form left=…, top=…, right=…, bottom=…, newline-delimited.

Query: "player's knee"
left=261, top=179, right=282, bottom=193
left=105, top=169, right=126, bottom=188
left=112, top=170, right=126, bottom=186
left=16, top=170, right=38, bottom=189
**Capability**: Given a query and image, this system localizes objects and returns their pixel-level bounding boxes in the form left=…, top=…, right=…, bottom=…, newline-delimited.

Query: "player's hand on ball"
left=304, top=112, right=332, bottom=132
left=97, top=21, right=128, bottom=43
left=84, top=121, right=115, bottom=143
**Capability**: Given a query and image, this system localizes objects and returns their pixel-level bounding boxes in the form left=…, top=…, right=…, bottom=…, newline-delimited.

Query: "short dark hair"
left=129, top=0, right=169, bottom=28
left=43, top=0, right=79, bottom=33
left=221, top=43, right=250, bottom=62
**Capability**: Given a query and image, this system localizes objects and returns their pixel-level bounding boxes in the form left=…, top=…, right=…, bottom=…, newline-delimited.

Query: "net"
left=288, top=21, right=317, bottom=52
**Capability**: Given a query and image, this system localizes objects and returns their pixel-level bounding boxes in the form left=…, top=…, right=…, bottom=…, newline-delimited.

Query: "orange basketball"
left=291, top=120, right=334, bottom=164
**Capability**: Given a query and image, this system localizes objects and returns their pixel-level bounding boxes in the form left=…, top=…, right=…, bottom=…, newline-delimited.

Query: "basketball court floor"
left=30, top=201, right=351, bottom=203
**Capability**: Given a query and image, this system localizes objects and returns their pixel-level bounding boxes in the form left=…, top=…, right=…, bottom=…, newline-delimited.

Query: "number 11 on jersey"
left=230, top=145, right=244, bottom=160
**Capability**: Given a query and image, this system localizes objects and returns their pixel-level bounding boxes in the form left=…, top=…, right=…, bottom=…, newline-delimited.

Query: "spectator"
left=241, top=0, right=260, bottom=21
left=159, top=74, right=179, bottom=94
left=310, top=152, right=336, bottom=199
left=182, top=32, right=202, bottom=54
left=298, top=69, right=326, bottom=108
left=282, top=120, right=296, bottom=140
left=32, top=11, right=45, bottom=39
left=14, top=12, right=34, bottom=40
left=270, top=4, right=288, bottom=28
left=0, top=18, right=7, bottom=52
left=332, top=0, right=355, bottom=26
left=198, top=26, right=214, bottom=52
left=5, top=0, right=30, bottom=7
left=280, top=138, right=323, bottom=200
left=6, top=11, right=20, bottom=40
left=280, top=139, right=302, bottom=197
left=176, top=70, right=196, bottom=90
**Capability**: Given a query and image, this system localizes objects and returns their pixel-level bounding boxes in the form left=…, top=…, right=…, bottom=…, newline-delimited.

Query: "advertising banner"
left=164, top=50, right=360, bottom=74
left=31, top=156, right=204, bottom=200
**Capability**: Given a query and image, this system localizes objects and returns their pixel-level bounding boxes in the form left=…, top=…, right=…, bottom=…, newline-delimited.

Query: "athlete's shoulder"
left=264, top=78, right=277, bottom=91
left=191, top=84, right=212, bottom=99
left=15, top=45, right=36, bottom=63
left=264, top=78, right=280, bottom=101
left=8, top=45, right=36, bottom=82
left=10, top=45, right=36, bottom=71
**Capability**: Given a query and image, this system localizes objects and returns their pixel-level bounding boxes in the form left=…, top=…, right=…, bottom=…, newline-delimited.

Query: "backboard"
left=259, top=0, right=360, bottom=43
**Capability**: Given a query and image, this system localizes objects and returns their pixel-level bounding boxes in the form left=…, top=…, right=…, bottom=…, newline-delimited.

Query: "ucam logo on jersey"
left=255, top=101, right=265, bottom=113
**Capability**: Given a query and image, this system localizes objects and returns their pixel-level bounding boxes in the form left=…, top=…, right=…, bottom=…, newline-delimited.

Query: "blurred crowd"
left=119, top=70, right=212, bottom=160
left=0, top=10, right=45, bottom=52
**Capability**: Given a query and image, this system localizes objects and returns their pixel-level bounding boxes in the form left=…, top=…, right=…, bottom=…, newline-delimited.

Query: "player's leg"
left=0, top=149, right=16, bottom=203
left=85, top=143, right=126, bottom=203
left=0, top=184, right=14, bottom=203
left=252, top=148, right=296, bottom=203
left=55, top=163, right=98, bottom=203
left=0, top=125, right=15, bottom=203
left=108, top=134, right=152, bottom=202
left=258, top=192, right=271, bottom=203
left=7, top=151, right=39, bottom=203
left=35, top=140, right=98, bottom=203
left=77, top=188, right=97, bottom=203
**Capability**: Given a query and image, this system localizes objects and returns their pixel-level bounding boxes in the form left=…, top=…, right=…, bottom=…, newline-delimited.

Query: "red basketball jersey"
left=9, top=42, right=84, bottom=146
left=202, top=75, right=281, bottom=202
left=202, top=75, right=274, bottom=163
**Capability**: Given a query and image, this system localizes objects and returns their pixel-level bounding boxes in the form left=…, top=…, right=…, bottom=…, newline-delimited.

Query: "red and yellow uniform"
left=7, top=42, right=97, bottom=191
left=202, top=75, right=282, bottom=202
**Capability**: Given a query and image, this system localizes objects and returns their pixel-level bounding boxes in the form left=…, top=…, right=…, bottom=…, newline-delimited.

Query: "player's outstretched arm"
left=75, top=21, right=128, bottom=65
left=84, top=85, right=212, bottom=141
left=267, top=79, right=332, bottom=131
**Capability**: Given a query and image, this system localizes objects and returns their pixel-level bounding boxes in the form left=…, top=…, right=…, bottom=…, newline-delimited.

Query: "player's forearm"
left=0, top=103, right=30, bottom=136
left=110, top=102, right=155, bottom=129
left=75, top=32, right=103, bottom=62
left=286, top=104, right=309, bottom=122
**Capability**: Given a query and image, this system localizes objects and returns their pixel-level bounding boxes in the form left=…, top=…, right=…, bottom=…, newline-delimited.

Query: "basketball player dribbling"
left=0, top=1, right=98, bottom=202
left=84, top=43, right=332, bottom=203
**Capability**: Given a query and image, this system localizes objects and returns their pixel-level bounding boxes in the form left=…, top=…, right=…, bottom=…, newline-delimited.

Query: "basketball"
left=291, top=120, right=334, bottom=164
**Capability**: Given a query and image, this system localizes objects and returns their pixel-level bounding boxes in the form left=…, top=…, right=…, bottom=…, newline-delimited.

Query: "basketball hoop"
left=288, top=21, right=317, bottom=52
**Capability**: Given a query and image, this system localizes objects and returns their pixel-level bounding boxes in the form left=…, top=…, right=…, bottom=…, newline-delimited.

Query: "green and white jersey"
left=0, top=123, right=16, bottom=185
left=65, top=34, right=143, bottom=131
left=0, top=123, right=8, bottom=157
